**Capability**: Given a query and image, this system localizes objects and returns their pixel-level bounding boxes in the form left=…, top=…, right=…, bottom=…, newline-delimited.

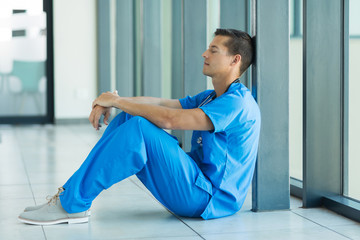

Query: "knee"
left=114, top=111, right=132, bottom=122
left=107, top=112, right=132, bottom=127
left=127, top=116, right=162, bottom=136
left=130, top=116, right=153, bottom=127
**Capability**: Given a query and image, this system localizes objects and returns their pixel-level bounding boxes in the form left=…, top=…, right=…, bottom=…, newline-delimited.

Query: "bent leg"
left=60, top=116, right=210, bottom=218
left=135, top=123, right=210, bottom=217
left=101, top=111, right=133, bottom=138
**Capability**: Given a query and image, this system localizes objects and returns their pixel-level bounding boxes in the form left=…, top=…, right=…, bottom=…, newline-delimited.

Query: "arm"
left=118, top=96, right=182, bottom=109
left=89, top=92, right=181, bottom=130
left=90, top=91, right=214, bottom=131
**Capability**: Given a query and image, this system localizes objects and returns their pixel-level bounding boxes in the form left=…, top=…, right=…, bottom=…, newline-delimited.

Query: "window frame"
left=290, top=0, right=360, bottom=224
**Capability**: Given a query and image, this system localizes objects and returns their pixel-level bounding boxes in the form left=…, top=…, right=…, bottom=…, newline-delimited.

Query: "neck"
left=212, top=75, right=239, bottom=97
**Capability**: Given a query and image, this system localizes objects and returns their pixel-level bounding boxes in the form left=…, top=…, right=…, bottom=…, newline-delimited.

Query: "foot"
left=19, top=187, right=90, bottom=225
left=23, top=203, right=47, bottom=212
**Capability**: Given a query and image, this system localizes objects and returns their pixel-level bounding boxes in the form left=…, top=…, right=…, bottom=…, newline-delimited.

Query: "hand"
left=92, top=90, right=119, bottom=109
left=89, top=105, right=111, bottom=130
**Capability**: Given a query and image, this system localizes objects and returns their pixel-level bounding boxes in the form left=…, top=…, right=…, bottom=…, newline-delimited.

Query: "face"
left=202, top=35, right=236, bottom=78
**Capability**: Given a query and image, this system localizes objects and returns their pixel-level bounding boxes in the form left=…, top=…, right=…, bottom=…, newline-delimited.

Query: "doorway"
left=0, top=0, right=54, bottom=124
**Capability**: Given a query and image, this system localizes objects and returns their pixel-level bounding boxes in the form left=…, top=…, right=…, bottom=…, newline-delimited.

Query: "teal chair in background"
left=11, top=60, right=46, bottom=113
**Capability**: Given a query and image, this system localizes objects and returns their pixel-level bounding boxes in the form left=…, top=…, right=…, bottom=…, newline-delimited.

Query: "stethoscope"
left=198, top=78, right=240, bottom=108
left=196, top=78, right=240, bottom=146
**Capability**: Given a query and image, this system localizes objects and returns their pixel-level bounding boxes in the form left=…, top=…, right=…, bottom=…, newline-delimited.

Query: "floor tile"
left=2, top=200, right=45, bottom=240
left=0, top=159, right=29, bottom=185
left=133, top=237, right=203, bottom=240
left=292, top=207, right=359, bottom=227
left=202, top=226, right=350, bottom=240
left=23, top=151, right=90, bottom=174
left=99, top=178, right=153, bottom=197
left=0, top=184, right=33, bottom=200
left=43, top=194, right=199, bottom=240
left=181, top=210, right=319, bottom=235
left=0, top=224, right=45, bottom=240
left=0, top=198, right=36, bottom=225
left=26, top=171, right=71, bottom=185
left=0, top=170, right=29, bottom=185
left=331, top=223, right=360, bottom=240
left=0, top=129, right=30, bottom=185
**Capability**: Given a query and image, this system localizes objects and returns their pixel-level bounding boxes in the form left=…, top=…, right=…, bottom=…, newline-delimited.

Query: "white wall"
left=53, top=0, right=97, bottom=119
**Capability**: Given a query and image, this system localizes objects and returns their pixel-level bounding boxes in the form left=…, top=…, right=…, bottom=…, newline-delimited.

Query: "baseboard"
left=55, top=118, right=90, bottom=124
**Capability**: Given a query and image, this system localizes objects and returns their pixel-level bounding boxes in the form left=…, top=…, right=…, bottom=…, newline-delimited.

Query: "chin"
left=202, top=71, right=211, bottom=77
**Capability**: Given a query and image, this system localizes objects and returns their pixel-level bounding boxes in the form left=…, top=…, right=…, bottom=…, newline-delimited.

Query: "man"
left=19, top=28, right=260, bottom=225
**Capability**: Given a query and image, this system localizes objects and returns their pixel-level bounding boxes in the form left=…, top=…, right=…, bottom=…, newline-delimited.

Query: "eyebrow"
left=209, top=45, right=219, bottom=49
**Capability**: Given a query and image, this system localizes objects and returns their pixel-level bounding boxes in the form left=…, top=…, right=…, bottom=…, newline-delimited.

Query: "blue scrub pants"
left=60, top=112, right=210, bottom=218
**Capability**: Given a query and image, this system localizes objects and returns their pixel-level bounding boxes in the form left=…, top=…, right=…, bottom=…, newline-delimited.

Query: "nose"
left=202, top=50, right=208, bottom=58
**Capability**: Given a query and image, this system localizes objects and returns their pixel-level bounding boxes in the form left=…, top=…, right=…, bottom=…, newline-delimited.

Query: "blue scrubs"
left=180, top=82, right=261, bottom=219
left=60, top=82, right=260, bottom=220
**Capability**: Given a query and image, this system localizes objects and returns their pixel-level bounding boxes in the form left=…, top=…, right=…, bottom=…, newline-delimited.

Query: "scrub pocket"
left=195, top=173, right=213, bottom=196
left=191, top=173, right=213, bottom=218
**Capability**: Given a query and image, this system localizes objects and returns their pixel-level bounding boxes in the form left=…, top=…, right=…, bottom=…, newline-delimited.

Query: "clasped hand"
left=89, top=91, right=119, bottom=130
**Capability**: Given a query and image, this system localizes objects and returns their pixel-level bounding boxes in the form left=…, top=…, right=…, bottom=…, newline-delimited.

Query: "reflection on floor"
left=0, top=124, right=359, bottom=240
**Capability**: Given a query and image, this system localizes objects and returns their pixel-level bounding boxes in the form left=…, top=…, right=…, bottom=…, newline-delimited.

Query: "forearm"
left=92, top=92, right=212, bottom=130
left=125, top=96, right=182, bottom=109
left=114, top=97, right=177, bottom=129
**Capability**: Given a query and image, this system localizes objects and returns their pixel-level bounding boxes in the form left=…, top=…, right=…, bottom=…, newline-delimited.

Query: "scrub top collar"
left=225, top=78, right=240, bottom=93
left=198, top=78, right=240, bottom=108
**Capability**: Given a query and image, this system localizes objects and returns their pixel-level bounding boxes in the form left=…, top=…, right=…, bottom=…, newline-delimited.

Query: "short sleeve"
left=200, top=93, right=242, bottom=133
left=179, top=90, right=213, bottom=109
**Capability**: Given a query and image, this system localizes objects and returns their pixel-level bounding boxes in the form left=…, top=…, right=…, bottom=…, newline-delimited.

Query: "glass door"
left=0, top=0, right=53, bottom=124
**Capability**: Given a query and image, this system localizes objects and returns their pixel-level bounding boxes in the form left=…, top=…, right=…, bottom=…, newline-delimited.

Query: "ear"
left=231, top=54, right=241, bottom=66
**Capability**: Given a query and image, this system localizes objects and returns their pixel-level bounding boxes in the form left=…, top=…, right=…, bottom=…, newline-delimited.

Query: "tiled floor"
left=0, top=124, right=359, bottom=240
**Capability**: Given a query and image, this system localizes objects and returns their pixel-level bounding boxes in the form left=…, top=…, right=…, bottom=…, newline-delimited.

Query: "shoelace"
left=46, top=187, right=64, bottom=206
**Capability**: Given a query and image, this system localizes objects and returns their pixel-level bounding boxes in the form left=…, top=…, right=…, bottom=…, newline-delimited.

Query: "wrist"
left=113, top=96, right=124, bottom=108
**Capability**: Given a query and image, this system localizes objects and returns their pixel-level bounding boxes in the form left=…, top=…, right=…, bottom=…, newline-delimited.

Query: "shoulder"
left=218, top=84, right=255, bottom=107
left=214, top=84, right=260, bottom=122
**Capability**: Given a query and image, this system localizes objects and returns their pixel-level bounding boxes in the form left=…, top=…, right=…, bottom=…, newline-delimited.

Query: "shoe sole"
left=18, top=216, right=89, bottom=225
left=24, top=208, right=92, bottom=216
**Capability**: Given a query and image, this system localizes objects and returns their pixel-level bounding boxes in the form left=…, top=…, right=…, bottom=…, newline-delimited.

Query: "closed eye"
left=209, top=45, right=219, bottom=53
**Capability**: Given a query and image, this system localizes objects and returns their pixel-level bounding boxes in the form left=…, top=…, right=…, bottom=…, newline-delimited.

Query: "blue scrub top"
left=179, top=82, right=261, bottom=219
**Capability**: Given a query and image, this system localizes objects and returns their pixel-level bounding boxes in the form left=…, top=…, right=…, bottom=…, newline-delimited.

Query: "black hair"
left=214, top=28, right=255, bottom=76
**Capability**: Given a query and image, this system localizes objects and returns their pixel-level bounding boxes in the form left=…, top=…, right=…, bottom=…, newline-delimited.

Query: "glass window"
left=289, top=0, right=303, bottom=181
left=346, top=0, right=360, bottom=200
left=349, top=0, right=360, bottom=36
left=206, top=0, right=220, bottom=90
left=290, top=0, right=303, bottom=37
left=0, top=0, right=47, bottom=117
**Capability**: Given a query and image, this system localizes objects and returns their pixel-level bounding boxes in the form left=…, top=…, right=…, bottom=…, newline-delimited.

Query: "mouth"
left=204, top=62, right=209, bottom=66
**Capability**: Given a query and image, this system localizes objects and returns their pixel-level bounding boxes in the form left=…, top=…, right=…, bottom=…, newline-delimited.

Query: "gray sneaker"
left=18, top=187, right=90, bottom=225
left=23, top=188, right=64, bottom=212
left=24, top=203, right=92, bottom=216
left=24, top=203, right=48, bottom=212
